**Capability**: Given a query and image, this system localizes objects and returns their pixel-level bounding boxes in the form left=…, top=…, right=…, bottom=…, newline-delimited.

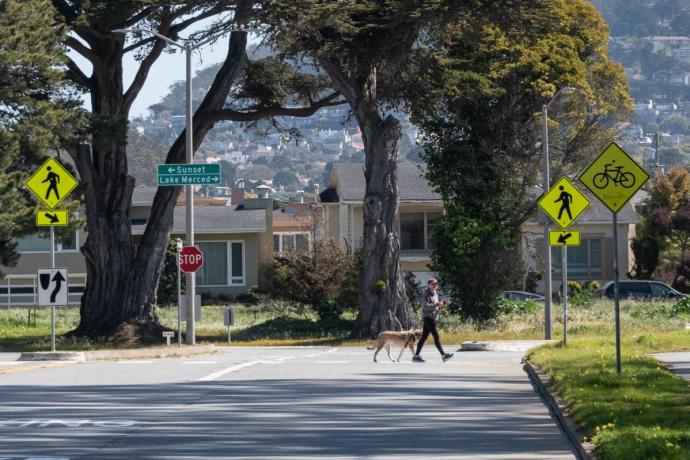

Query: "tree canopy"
left=412, top=0, right=631, bottom=320
left=0, top=0, right=83, bottom=275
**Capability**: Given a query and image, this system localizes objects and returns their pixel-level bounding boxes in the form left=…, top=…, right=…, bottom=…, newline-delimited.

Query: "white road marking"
left=303, top=348, right=338, bottom=358
left=198, top=349, right=338, bottom=382
left=197, top=361, right=263, bottom=382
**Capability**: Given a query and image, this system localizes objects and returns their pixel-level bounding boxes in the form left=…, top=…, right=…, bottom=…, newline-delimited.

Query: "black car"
left=598, top=280, right=686, bottom=300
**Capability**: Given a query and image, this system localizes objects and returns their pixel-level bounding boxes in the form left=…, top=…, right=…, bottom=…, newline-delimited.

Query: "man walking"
left=412, top=278, right=454, bottom=363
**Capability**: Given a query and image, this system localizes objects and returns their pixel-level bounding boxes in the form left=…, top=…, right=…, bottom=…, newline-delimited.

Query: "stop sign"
left=179, top=246, right=204, bottom=273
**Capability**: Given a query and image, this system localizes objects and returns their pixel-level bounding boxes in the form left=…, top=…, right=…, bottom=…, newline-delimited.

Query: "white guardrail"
left=0, top=273, right=86, bottom=308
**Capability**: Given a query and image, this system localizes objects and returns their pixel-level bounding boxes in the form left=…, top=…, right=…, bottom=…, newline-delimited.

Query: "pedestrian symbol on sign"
left=42, top=166, right=61, bottom=201
left=555, top=186, right=573, bottom=221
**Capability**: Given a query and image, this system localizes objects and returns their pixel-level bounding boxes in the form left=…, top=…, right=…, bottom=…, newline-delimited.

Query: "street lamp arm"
left=113, top=28, right=183, bottom=49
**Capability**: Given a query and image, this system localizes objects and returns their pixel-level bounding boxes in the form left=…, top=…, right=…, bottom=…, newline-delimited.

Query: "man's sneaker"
left=442, top=353, right=454, bottom=362
left=412, top=354, right=425, bottom=363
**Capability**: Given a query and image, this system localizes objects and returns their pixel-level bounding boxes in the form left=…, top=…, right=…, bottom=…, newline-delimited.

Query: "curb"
left=19, top=352, right=85, bottom=362
left=18, top=345, right=217, bottom=362
left=523, top=361, right=597, bottom=460
left=84, top=344, right=217, bottom=361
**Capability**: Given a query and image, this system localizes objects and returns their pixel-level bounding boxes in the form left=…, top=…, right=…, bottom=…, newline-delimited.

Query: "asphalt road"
left=0, top=346, right=576, bottom=459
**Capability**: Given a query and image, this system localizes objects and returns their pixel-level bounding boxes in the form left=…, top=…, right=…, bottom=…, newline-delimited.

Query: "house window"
left=196, top=241, right=245, bottom=286
left=15, top=232, right=79, bottom=253
left=426, top=212, right=442, bottom=250
left=401, top=213, right=425, bottom=250
left=273, top=233, right=311, bottom=253
left=552, top=238, right=603, bottom=278
left=401, top=212, right=441, bottom=252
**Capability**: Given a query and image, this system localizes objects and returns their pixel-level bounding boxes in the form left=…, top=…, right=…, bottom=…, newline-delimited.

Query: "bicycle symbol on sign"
left=592, top=160, right=636, bottom=189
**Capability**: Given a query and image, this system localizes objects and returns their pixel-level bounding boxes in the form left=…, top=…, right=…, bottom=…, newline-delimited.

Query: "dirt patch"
left=107, top=321, right=168, bottom=347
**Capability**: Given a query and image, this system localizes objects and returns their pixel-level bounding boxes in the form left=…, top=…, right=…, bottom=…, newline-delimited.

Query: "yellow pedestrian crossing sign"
left=36, top=210, right=68, bottom=226
left=537, top=176, right=590, bottom=230
left=579, top=142, right=649, bottom=213
left=549, top=230, right=581, bottom=247
left=25, top=158, right=79, bottom=209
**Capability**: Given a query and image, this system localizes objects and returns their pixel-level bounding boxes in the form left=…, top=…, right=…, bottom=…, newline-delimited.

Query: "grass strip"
left=527, top=337, right=690, bottom=459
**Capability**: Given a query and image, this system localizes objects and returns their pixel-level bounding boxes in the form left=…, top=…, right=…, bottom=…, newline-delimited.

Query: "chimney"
left=296, top=190, right=304, bottom=203
left=234, top=179, right=245, bottom=189
left=231, top=187, right=245, bottom=205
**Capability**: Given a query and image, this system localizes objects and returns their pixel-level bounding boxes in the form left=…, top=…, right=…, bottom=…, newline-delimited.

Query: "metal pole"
left=177, top=240, right=182, bottom=347
left=50, top=226, right=56, bottom=352
left=562, top=246, right=568, bottom=345
left=542, top=104, right=552, bottom=340
left=613, top=212, right=622, bottom=374
left=228, top=324, right=231, bottom=346
left=184, top=43, right=196, bottom=346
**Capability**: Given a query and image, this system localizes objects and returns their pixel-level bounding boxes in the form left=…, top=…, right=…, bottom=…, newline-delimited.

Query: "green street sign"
left=157, top=164, right=221, bottom=186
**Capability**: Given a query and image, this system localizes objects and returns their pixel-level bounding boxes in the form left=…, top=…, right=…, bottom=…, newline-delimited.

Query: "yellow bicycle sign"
left=579, top=142, right=648, bottom=213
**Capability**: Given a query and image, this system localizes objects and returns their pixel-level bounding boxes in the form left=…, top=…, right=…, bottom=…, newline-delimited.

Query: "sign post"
left=26, top=157, right=79, bottom=353
left=179, top=246, right=204, bottom=345
left=579, top=142, right=649, bottom=374
left=176, top=239, right=183, bottom=347
left=538, top=177, right=590, bottom=345
left=224, top=307, right=234, bottom=346
left=549, top=230, right=581, bottom=345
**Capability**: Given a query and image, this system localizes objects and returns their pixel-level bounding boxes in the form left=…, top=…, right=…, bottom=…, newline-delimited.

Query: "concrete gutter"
left=524, top=361, right=597, bottom=460
left=460, top=340, right=555, bottom=352
left=19, top=345, right=216, bottom=362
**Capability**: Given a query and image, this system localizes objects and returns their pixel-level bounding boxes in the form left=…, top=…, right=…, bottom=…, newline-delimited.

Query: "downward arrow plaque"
left=549, top=230, right=581, bottom=247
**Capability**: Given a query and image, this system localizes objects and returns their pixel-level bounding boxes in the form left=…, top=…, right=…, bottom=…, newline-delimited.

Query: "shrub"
left=497, top=299, right=539, bottom=316
left=672, top=296, right=690, bottom=316
left=262, top=239, right=359, bottom=320
left=567, top=280, right=582, bottom=294
left=236, top=285, right=260, bottom=304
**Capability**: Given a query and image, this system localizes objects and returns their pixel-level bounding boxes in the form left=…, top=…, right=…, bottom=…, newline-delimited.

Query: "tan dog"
left=367, top=330, right=421, bottom=362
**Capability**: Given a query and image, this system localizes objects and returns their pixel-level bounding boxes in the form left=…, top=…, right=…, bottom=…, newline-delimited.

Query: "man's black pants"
left=415, top=317, right=445, bottom=355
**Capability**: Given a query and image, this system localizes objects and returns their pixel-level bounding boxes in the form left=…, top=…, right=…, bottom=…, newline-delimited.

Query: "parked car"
left=502, top=291, right=545, bottom=302
left=598, top=280, right=686, bottom=300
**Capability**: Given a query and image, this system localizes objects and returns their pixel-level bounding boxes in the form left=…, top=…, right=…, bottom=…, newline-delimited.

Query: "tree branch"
left=169, top=4, right=236, bottom=36
left=65, top=58, right=91, bottom=89
left=65, top=36, right=97, bottom=63
left=199, top=92, right=344, bottom=124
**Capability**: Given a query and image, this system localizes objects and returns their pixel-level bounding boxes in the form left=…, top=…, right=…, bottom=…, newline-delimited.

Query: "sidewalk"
left=651, top=352, right=690, bottom=380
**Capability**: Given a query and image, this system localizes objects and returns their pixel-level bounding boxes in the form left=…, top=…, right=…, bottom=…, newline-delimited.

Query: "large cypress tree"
left=52, top=0, right=342, bottom=338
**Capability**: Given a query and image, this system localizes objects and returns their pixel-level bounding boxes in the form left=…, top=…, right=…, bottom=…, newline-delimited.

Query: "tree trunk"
left=354, top=114, right=417, bottom=336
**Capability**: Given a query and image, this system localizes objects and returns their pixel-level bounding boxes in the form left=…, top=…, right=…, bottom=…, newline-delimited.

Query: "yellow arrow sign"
left=537, top=176, right=590, bottom=230
left=25, top=158, right=79, bottom=210
left=36, top=210, right=68, bottom=226
left=549, top=230, right=581, bottom=247
left=579, top=142, right=649, bottom=213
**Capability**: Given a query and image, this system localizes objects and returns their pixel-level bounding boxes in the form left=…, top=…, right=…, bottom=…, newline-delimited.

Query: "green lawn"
left=528, top=337, right=690, bottom=459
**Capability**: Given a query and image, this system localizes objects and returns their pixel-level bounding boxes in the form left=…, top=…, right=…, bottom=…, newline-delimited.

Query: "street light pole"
left=184, top=42, right=196, bottom=345
left=541, top=86, right=589, bottom=342
left=542, top=104, right=552, bottom=340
